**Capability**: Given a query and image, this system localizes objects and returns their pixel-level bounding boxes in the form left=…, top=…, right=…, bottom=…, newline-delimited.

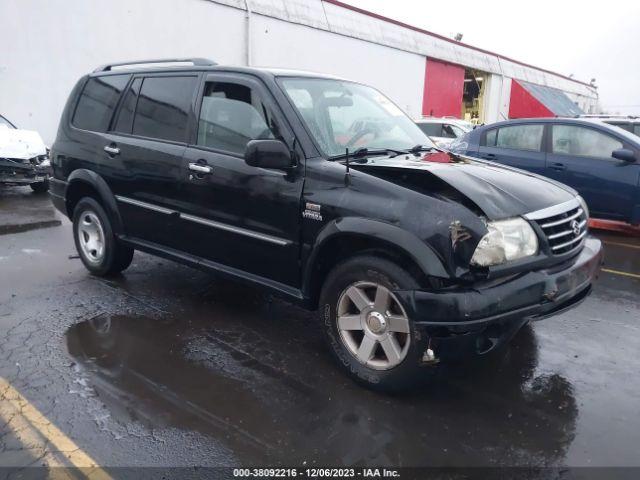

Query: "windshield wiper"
left=408, top=144, right=439, bottom=154
left=328, top=147, right=407, bottom=161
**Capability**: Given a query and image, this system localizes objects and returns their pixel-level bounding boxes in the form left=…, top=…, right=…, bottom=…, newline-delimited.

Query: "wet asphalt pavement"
left=0, top=185, right=639, bottom=472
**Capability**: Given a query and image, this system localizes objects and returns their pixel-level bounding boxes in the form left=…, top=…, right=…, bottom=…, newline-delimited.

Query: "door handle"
left=482, top=153, right=496, bottom=160
left=549, top=162, right=566, bottom=171
left=188, top=162, right=213, bottom=174
left=104, top=145, right=120, bottom=156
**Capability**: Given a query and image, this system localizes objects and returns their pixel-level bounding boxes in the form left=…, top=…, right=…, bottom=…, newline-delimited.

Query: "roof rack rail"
left=93, top=58, right=217, bottom=73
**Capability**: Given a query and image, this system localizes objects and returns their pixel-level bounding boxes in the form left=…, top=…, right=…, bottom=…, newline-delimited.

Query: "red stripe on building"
left=508, top=80, right=554, bottom=118
left=422, top=59, right=465, bottom=117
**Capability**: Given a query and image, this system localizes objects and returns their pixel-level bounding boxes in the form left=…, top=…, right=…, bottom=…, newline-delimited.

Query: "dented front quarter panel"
left=301, top=156, right=489, bottom=281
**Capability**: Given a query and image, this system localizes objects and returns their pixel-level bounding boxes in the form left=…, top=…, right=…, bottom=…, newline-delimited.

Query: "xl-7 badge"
left=302, top=202, right=323, bottom=221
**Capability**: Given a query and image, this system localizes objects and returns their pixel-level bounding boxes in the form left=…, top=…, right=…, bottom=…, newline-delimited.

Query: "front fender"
left=303, top=217, right=449, bottom=295
left=66, top=169, right=124, bottom=235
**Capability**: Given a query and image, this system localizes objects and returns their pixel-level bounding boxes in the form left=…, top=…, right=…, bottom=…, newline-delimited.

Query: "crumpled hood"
left=0, top=125, right=48, bottom=160
left=350, top=151, right=576, bottom=220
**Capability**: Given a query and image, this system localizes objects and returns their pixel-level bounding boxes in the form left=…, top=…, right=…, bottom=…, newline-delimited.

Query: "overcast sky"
left=342, top=0, right=639, bottom=114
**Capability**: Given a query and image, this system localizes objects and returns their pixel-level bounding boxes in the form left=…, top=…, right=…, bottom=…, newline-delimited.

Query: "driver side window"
left=197, top=82, right=280, bottom=155
left=552, top=125, right=623, bottom=158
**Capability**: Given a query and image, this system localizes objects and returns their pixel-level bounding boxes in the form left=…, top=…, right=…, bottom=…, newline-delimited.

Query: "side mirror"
left=245, top=140, right=294, bottom=170
left=612, top=148, right=636, bottom=162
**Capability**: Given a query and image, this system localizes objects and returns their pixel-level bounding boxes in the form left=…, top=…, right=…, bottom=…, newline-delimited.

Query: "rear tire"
left=72, top=197, right=134, bottom=276
left=319, top=255, right=431, bottom=391
left=30, top=180, right=49, bottom=193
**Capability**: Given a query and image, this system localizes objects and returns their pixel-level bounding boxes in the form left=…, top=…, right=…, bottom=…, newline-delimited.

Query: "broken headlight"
left=470, top=217, right=538, bottom=267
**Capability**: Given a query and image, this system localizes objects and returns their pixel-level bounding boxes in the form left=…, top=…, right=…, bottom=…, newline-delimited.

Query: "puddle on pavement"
left=65, top=302, right=578, bottom=466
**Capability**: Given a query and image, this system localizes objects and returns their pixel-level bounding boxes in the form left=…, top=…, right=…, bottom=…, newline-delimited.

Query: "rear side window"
left=73, top=75, right=130, bottom=132
left=417, top=123, right=442, bottom=137
left=552, top=125, right=623, bottom=158
left=132, top=76, right=198, bottom=142
left=113, top=78, right=142, bottom=134
left=486, top=124, right=544, bottom=151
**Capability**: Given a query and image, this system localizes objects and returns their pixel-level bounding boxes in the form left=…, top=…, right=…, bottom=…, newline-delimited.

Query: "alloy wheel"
left=77, top=211, right=105, bottom=264
left=336, top=281, right=411, bottom=370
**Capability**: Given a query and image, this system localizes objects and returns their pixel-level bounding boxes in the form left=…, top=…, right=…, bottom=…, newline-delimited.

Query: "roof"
left=91, top=62, right=348, bottom=81
left=479, top=118, right=640, bottom=143
left=416, top=117, right=473, bottom=127
left=517, top=80, right=584, bottom=117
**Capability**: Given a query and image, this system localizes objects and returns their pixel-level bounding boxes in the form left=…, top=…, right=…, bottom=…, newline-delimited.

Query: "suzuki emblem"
left=571, top=220, right=581, bottom=236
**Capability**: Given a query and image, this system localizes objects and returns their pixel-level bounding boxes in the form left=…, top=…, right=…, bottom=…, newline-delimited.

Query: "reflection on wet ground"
left=65, top=283, right=577, bottom=466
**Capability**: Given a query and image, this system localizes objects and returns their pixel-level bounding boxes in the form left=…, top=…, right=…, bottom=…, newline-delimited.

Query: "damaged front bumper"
left=396, top=237, right=603, bottom=362
left=0, top=160, right=50, bottom=186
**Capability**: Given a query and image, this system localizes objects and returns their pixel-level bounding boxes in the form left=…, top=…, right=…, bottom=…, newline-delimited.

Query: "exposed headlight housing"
left=470, top=217, right=539, bottom=267
left=577, top=195, right=589, bottom=220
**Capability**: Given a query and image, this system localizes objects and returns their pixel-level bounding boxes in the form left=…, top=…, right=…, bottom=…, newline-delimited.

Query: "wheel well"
left=306, top=234, right=436, bottom=309
left=65, top=181, right=101, bottom=217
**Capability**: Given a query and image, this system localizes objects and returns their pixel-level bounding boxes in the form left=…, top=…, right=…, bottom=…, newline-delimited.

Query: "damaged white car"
left=0, top=114, right=50, bottom=192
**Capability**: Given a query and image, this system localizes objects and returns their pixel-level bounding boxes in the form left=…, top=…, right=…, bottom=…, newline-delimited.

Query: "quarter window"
left=493, top=124, right=544, bottom=151
left=552, top=125, right=623, bottom=158
left=132, top=76, right=198, bottom=142
left=197, top=82, right=279, bottom=155
left=485, top=129, right=497, bottom=146
left=73, top=75, right=130, bottom=132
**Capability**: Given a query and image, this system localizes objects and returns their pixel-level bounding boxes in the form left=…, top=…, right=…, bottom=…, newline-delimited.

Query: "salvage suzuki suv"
left=50, top=59, right=603, bottom=390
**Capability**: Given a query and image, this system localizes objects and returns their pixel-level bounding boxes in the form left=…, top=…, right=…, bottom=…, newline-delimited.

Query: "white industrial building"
left=1, top=0, right=600, bottom=144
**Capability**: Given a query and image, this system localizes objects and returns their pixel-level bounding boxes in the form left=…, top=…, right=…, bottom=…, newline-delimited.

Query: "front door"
left=175, top=73, right=304, bottom=289
left=545, top=123, right=640, bottom=222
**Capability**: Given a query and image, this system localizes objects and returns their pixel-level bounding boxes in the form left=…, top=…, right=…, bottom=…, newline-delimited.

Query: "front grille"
left=530, top=202, right=588, bottom=255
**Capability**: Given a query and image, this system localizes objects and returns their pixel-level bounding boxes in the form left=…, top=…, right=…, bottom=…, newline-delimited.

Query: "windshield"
left=0, top=115, right=16, bottom=129
left=279, top=78, right=435, bottom=157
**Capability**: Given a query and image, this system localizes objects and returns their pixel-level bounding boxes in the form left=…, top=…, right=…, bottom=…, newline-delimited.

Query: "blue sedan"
left=450, top=118, right=640, bottom=225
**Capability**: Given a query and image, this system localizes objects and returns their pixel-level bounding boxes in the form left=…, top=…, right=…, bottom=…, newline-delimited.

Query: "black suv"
left=50, top=58, right=603, bottom=390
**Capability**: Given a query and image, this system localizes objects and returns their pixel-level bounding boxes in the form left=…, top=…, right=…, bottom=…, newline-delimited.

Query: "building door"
left=422, top=59, right=464, bottom=118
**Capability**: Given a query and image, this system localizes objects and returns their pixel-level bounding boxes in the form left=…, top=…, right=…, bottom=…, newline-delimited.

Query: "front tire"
left=319, top=256, right=431, bottom=391
left=72, top=197, right=134, bottom=276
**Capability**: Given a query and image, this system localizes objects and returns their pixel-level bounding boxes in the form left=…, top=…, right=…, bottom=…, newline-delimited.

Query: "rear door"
left=475, top=123, right=547, bottom=174
left=544, top=123, right=639, bottom=222
left=176, top=73, right=304, bottom=288
left=103, top=73, right=200, bottom=245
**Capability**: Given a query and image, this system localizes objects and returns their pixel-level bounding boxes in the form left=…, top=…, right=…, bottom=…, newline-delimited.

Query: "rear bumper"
left=49, top=178, right=68, bottom=215
left=395, top=237, right=603, bottom=361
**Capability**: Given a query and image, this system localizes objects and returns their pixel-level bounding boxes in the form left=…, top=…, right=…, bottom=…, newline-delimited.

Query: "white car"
left=415, top=117, right=473, bottom=149
left=0, top=114, right=50, bottom=192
